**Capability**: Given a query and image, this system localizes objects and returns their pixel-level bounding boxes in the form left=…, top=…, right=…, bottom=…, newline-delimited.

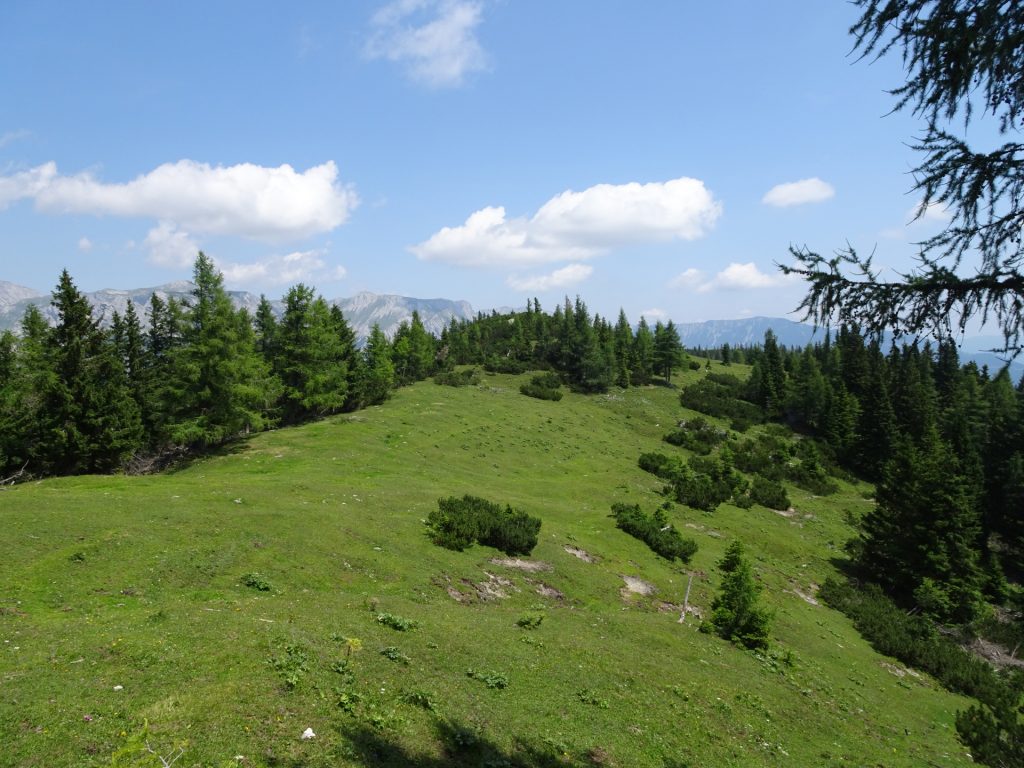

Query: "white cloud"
left=366, top=0, right=487, bottom=88
left=145, top=222, right=200, bottom=268
left=217, top=249, right=347, bottom=288
left=0, top=159, right=357, bottom=241
left=77, top=236, right=93, bottom=252
left=0, top=163, right=55, bottom=207
left=907, top=199, right=951, bottom=224
left=0, top=129, right=31, bottom=149
left=412, top=177, right=721, bottom=267
left=506, top=263, right=593, bottom=292
left=762, top=177, right=835, bottom=207
left=640, top=308, right=669, bottom=322
left=669, top=267, right=704, bottom=289
left=697, top=261, right=792, bottom=292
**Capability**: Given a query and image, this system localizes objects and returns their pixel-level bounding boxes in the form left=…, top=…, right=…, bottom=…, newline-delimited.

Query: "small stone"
left=113, top=685, right=123, bottom=691
left=301, top=727, right=315, bottom=740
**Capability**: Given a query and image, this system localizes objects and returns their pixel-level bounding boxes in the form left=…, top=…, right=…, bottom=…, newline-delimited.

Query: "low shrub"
left=466, top=669, right=509, bottom=689
left=376, top=612, right=418, bottom=631
left=749, top=475, right=790, bottom=510
left=610, top=502, right=698, bottom=563
left=638, top=452, right=683, bottom=481
left=520, top=372, right=563, bottom=401
left=241, top=572, right=272, bottom=592
left=680, top=378, right=763, bottom=426
left=663, top=417, right=728, bottom=455
left=428, top=495, right=541, bottom=556
left=483, top=356, right=527, bottom=374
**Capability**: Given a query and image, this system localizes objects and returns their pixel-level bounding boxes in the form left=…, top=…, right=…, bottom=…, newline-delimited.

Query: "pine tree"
left=357, top=324, right=396, bottom=406
left=40, top=270, right=143, bottom=473
left=856, top=429, right=984, bottom=622
left=708, top=541, right=772, bottom=651
left=613, top=309, right=633, bottom=388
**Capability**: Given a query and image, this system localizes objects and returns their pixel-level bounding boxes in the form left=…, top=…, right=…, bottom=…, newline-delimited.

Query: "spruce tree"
left=709, top=541, right=772, bottom=651
left=856, top=429, right=984, bottom=622
left=357, top=324, right=396, bottom=406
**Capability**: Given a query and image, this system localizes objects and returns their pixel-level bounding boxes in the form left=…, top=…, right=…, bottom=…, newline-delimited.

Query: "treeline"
left=719, top=327, right=1024, bottom=622
left=0, top=258, right=691, bottom=479
left=0, top=256, right=403, bottom=477
left=440, top=297, right=691, bottom=392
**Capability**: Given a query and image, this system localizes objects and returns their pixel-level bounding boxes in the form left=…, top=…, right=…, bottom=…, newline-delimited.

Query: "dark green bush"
left=520, top=372, right=563, bottom=401
left=680, top=379, right=763, bottom=426
left=638, top=451, right=684, bottom=481
left=483, top=356, right=527, bottom=374
left=749, top=475, right=790, bottom=510
left=676, top=454, right=747, bottom=512
left=663, top=417, right=728, bottom=455
left=427, top=495, right=541, bottom=556
left=610, top=502, right=698, bottom=563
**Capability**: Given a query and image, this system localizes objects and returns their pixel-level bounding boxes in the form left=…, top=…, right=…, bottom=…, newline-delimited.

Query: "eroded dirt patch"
left=490, top=557, right=552, bottom=573
left=621, top=575, right=656, bottom=595
left=531, top=581, right=565, bottom=600
left=564, top=545, right=599, bottom=563
left=967, top=637, right=1024, bottom=669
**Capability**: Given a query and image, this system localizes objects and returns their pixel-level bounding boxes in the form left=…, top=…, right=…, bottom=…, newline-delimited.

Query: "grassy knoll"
left=0, top=365, right=973, bottom=766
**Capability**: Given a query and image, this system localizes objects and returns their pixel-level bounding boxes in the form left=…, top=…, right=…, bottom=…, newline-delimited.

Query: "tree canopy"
left=783, top=1, right=1024, bottom=356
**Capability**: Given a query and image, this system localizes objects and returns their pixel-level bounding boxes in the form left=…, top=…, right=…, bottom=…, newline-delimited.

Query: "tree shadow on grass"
left=338, top=719, right=588, bottom=768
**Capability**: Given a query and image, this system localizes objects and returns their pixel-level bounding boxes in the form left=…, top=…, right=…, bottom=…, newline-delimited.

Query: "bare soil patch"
left=563, top=545, right=598, bottom=563
left=967, top=636, right=1024, bottom=669
left=621, top=575, right=656, bottom=596
left=490, top=557, right=551, bottom=573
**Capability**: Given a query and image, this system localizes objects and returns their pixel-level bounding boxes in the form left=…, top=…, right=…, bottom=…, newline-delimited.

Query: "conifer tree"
left=856, top=429, right=984, bottom=622
left=653, top=319, right=683, bottom=386
left=357, top=323, right=396, bottom=406
left=162, top=253, right=275, bottom=447
left=274, top=285, right=349, bottom=422
left=631, top=317, right=655, bottom=385
left=709, top=541, right=772, bottom=651
left=613, top=309, right=633, bottom=388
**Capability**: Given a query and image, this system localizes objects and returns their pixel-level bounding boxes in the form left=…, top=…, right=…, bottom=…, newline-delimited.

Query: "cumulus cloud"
left=506, top=263, right=593, bottom=292
left=640, top=308, right=669, bottom=322
left=0, top=159, right=357, bottom=241
left=669, top=268, right=705, bottom=289
left=366, top=0, right=487, bottom=88
left=144, top=222, right=201, bottom=268
left=762, top=177, right=835, bottom=207
left=217, top=249, right=347, bottom=288
left=77, top=236, right=93, bottom=252
left=412, top=177, right=721, bottom=267
left=697, top=262, right=793, bottom=293
left=907, top=199, right=951, bottom=224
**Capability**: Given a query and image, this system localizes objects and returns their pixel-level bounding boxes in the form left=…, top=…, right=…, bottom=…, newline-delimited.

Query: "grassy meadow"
left=0, top=365, right=974, bottom=767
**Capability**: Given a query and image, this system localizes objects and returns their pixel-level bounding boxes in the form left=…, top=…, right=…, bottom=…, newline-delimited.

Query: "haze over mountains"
left=1, top=278, right=1019, bottom=377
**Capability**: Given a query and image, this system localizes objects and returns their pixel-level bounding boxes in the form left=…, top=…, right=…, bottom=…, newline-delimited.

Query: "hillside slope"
left=0, top=367, right=972, bottom=767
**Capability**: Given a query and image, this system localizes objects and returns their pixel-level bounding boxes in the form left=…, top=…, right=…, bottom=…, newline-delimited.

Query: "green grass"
left=0, top=365, right=974, bottom=766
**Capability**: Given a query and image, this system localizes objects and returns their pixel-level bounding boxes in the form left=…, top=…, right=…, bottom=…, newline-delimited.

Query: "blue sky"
left=0, top=1, right=965, bottom=324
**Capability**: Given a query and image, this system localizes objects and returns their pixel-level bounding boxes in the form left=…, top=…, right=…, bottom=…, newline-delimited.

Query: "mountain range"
left=1, top=279, right=1020, bottom=378
left=0, top=280, right=474, bottom=346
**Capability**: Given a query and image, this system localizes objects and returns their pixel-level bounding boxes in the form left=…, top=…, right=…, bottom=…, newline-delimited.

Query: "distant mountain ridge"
left=0, top=280, right=474, bottom=345
left=676, top=315, right=1022, bottom=379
